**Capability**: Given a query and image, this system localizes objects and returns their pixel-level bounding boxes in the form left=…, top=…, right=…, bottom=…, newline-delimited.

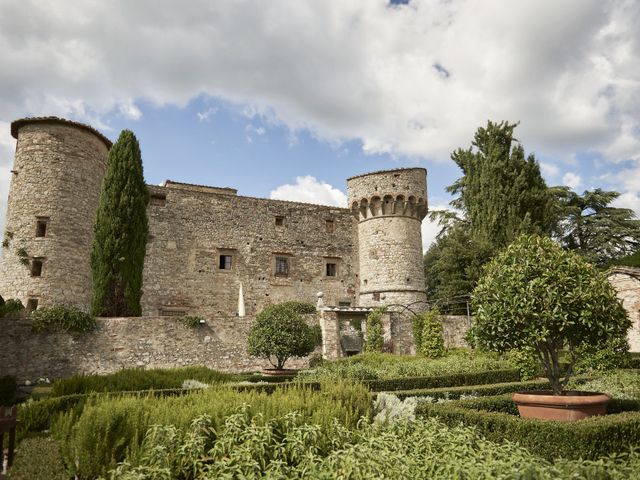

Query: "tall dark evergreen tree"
left=448, top=121, right=553, bottom=245
left=91, top=130, right=149, bottom=316
left=425, top=121, right=552, bottom=307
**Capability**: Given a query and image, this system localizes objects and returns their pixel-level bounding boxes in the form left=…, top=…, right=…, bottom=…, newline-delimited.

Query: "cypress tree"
left=91, top=130, right=149, bottom=317
left=425, top=121, right=552, bottom=308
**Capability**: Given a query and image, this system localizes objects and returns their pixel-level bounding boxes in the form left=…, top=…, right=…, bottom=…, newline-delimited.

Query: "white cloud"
left=612, top=192, right=640, bottom=216
left=562, top=172, right=582, bottom=190
left=270, top=176, right=347, bottom=207
left=539, top=162, right=559, bottom=179
left=0, top=0, right=638, bottom=163
left=2, top=1, right=640, bottom=233
left=197, top=107, right=218, bottom=122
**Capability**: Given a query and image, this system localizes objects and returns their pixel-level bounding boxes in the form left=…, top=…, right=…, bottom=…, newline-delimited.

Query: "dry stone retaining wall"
left=0, top=315, right=321, bottom=383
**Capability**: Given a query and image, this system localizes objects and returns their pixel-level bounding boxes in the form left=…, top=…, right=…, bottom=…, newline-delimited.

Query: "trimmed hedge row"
left=390, top=375, right=595, bottom=400
left=417, top=393, right=640, bottom=460
left=364, top=368, right=520, bottom=392
left=391, top=378, right=551, bottom=400
left=51, top=366, right=235, bottom=396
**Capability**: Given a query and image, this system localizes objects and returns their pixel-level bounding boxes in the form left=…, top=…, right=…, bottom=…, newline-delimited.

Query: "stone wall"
left=607, top=267, right=640, bottom=352
left=441, top=315, right=472, bottom=348
left=0, top=315, right=321, bottom=383
left=142, top=182, right=358, bottom=319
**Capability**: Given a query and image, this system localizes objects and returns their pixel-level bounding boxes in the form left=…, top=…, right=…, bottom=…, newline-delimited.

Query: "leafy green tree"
left=364, top=307, right=386, bottom=353
left=425, top=121, right=551, bottom=304
left=91, top=130, right=149, bottom=317
left=424, top=226, right=492, bottom=311
left=550, top=187, right=640, bottom=266
left=247, top=302, right=317, bottom=370
left=471, top=235, right=630, bottom=395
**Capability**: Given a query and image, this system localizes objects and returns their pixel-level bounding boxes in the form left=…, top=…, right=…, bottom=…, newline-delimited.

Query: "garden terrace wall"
left=0, top=316, right=320, bottom=382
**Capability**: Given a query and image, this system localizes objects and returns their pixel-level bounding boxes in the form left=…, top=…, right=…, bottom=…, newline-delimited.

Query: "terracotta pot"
left=512, top=391, right=610, bottom=421
left=262, top=368, right=297, bottom=376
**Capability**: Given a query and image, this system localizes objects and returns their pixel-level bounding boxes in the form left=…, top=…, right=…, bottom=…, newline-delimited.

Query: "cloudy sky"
left=1, top=0, right=639, bottom=250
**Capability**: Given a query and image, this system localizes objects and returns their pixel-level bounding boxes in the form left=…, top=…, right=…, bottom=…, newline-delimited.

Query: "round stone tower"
left=0, top=117, right=111, bottom=311
left=347, top=168, right=428, bottom=307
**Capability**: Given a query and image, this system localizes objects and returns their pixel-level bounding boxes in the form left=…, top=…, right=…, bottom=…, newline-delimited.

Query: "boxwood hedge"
left=417, top=393, right=640, bottom=460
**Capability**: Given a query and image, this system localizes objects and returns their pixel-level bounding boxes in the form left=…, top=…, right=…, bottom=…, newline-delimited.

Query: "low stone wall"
left=441, top=315, right=472, bottom=348
left=0, top=315, right=320, bottom=383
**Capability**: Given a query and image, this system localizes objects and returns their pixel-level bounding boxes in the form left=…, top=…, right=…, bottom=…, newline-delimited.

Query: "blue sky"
left=1, top=0, right=639, bottom=250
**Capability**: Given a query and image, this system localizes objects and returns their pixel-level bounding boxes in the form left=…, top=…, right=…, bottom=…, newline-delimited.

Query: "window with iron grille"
left=275, top=256, right=289, bottom=276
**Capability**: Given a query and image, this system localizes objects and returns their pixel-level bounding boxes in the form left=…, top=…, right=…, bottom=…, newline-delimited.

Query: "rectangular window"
left=26, top=298, right=38, bottom=312
left=326, top=263, right=337, bottom=277
left=150, top=193, right=167, bottom=206
left=325, top=219, right=335, bottom=233
left=275, top=256, right=289, bottom=276
left=275, top=216, right=285, bottom=227
left=35, top=218, right=48, bottom=237
left=31, top=259, right=43, bottom=277
left=219, top=254, right=232, bottom=270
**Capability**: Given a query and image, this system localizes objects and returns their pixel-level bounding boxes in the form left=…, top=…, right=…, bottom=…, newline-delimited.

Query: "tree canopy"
left=91, top=130, right=149, bottom=317
left=247, top=302, right=317, bottom=370
left=425, top=120, right=640, bottom=305
left=425, top=121, right=551, bottom=308
left=550, top=187, right=640, bottom=266
left=471, top=235, right=630, bottom=394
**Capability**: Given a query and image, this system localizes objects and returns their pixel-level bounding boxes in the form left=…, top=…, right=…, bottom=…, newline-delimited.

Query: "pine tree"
left=550, top=187, right=640, bottom=266
left=91, top=130, right=149, bottom=317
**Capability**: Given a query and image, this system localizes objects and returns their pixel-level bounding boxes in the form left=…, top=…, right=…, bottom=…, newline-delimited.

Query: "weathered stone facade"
left=0, top=117, right=432, bottom=377
left=0, top=119, right=110, bottom=312
left=347, top=169, right=428, bottom=307
left=607, top=267, right=640, bottom=352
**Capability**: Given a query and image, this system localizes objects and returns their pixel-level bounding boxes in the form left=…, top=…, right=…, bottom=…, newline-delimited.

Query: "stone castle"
left=0, top=117, right=435, bottom=368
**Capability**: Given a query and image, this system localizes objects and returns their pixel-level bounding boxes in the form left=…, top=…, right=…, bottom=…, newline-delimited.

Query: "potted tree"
left=471, top=235, right=630, bottom=421
left=247, top=301, right=318, bottom=375
left=0, top=375, right=18, bottom=425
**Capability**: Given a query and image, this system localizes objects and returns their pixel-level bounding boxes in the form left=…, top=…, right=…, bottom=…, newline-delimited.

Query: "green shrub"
left=392, top=378, right=552, bottom=401
left=108, top=413, right=640, bottom=479
left=420, top=309, right=445, bottom=358
left=412, top=308, right=445, bottom=358
left=417, top=393, right=640, bottom=460
left=471, top=235, right=631, bottom=394
left=0, top=375, right=18, bottom=405
left=6, top=435, right=67, bottom=480
left=506, top=346, right=541, bottom=381
left=53, top=382, right=371, bottom=479
left=567, top=370, right=640, bottom=400
left=30, top=305, right=96, bottom=333
left=364, top=368, right=520, bottom=392
left=51, top=366, right=234, bottom=396
left=574, top=336, right=631, bottom=374
left=299, top=350, right=513, bottom=381
left=364, top=307, right=385, bottom=353
left=180, top=315, right=203, bottom=328
left=0, top=298, right=25, bottom=318
left=248, top=302, right=318, bottom=369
